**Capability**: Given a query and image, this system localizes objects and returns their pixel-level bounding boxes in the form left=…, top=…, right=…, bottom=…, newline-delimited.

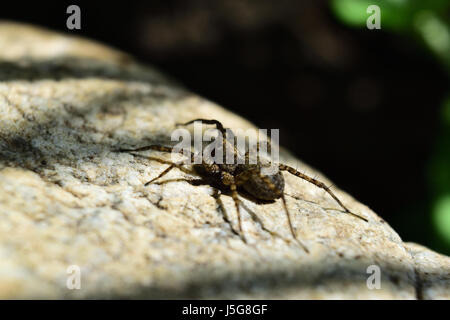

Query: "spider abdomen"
left=242, top=172, right=285, bottom=201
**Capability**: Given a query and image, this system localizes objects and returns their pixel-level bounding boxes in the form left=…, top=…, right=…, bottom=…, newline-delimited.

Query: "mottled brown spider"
left=116, top=119, right=368, bottom=252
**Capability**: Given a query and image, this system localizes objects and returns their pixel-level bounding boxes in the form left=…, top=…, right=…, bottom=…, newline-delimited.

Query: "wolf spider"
left=116, top=119, right=368, bottom=252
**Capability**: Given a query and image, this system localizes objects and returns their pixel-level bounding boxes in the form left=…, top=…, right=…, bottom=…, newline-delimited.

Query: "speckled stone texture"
left=0, top=21, right=448, bottom=299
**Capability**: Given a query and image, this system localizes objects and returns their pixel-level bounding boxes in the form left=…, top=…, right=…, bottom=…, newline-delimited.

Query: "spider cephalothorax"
left=116, top=119, right=368, bottom=252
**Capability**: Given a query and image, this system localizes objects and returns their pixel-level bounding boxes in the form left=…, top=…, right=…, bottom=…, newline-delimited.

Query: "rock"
left=405, top=243, right=450, bottom=300
left=0, top=21, right=448, bottom=299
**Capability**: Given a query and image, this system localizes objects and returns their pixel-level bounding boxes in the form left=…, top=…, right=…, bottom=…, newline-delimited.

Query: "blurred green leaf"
left=332, top=0, right=450, bottom=254
left=331, top=0, right=373, bottom=27
left=332, top=0, right=450, bottom=43
left=433, top=195, right=450, bottom=248
left=331, top=0, right=412, bottom=31
left=414, top=11, right=450, bottom=68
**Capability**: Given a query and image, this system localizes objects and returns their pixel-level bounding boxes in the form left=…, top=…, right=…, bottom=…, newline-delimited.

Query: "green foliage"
left=331, top=0, right=450, bottom=67
left=429, top=98, right=450, bottom=252
left=433, top=195, right=450, bottom=248
left=332, top=0, right=450, bottom=254
left=331, top=0, right=411, bottom=30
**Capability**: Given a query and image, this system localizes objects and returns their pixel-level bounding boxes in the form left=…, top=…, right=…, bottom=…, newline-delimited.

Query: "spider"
left=115, top=119, right=368, bottom=252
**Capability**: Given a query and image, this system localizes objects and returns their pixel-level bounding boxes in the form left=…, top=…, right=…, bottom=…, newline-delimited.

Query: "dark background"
left=1, top=0, right=449, bottom=252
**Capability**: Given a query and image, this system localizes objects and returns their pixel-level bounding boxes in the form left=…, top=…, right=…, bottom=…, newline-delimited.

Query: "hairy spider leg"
left=218, top=171, right=247, bottom=243
left=235, top=169, right=308, bottom=251
left=116, top=145, right=196, bottom=185
left=177, top=119, right=241, bottom=164
left=234, top=169, right=255, bottom=185
left=249, top=169, right=309, bottom=252
left=144, top=160, right=188, bottom=186
left=229, top=181, right=246, bottom=243
left=281, top=194, right=310, bottom=253
left=116, top=145, right=195, bottom=162
left=177, top=119, right=227, bottom=135
left=279, top=164, right=368, bottom=222
left=254, top=136, right=272, bottom=164
left=178, top=119, right=273, bottom=166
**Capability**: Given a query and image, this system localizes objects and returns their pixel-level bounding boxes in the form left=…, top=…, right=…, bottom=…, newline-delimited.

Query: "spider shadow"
left=150, top=174, right=284, bottom=241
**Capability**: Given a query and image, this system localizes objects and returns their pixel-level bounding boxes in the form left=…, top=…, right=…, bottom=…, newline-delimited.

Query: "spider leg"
left=234, top=169, right=255, bottom=185
left=244, top=132, right=273, bottom=165
left=144, top=162, right=181, bottom=186
left=153, top=178, right=206, bottom=186
left=178, top=119, right=239, bottom=164
left=122, top=153, right=196, bottom=186
left=279, top=164, right=368, bottom=222
left=250, top=170, right=309, bottom=252
left=235, top=170, right=307, bottom=249
left=211, top=188, right=241, bottom=238
left=256, top=134, right=272, bottom=157
left=134, top=155, right=193, bottom=173
left=144, top=174, right=242, bottom=236
left=221, top=171, right=247, bottom=243
left=116, top=145, right=174, bottom=153
left=177, top=119, right=226, bottom=135
left=245, top=140, right=261, bottom=164
left=229, top=181, right=247, bottom=243
left=115, top=144, right=195, bottom=163
left=281, top=194, right=310, bottom=253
